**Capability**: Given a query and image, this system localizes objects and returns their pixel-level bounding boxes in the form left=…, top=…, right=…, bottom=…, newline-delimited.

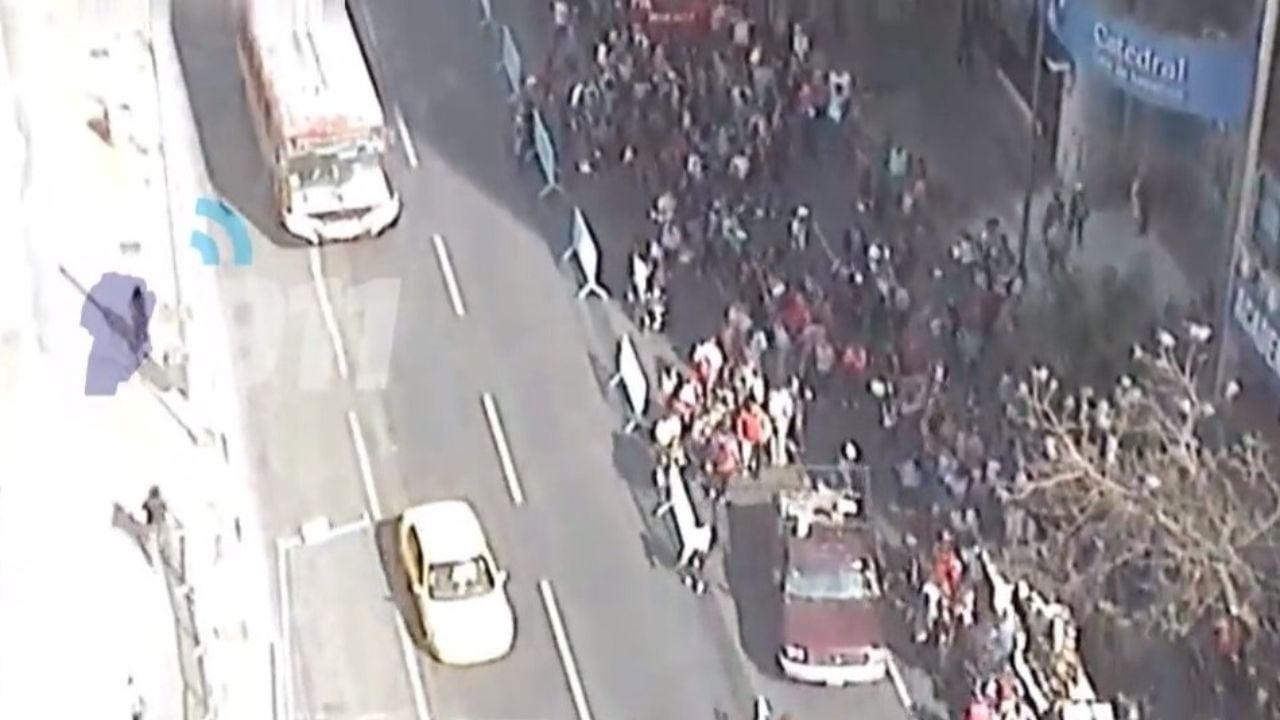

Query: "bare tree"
left=1001, top=324, right=1280, bottom=641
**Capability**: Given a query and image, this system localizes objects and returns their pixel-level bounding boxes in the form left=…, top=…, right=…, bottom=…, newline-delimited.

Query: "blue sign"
left=1233, top=281, right=1280, bottom=384
left=1047, top=0, right=1256, bottom=125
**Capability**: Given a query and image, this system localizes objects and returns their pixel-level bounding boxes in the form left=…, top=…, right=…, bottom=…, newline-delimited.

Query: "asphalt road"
left=171, top=0, right=936, bottom=718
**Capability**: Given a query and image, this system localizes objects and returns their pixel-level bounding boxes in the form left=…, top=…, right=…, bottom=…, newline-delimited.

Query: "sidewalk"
left=0, top=1, right=274, bottom=718
left=0, top=341, right=189, bottom=720
left=1015, top=187, right=1194, bottom=308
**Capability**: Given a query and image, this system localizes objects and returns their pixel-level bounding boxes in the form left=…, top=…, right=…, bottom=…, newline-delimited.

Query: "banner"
left=498, top=25, right=522, bottom=99
left=659, top=463, right=712, bottom=569
left=609, top=334, right=648, bottom=431
left=532, top=109, right=559, bottom=195
left=564, top=207, right=607, bottom=299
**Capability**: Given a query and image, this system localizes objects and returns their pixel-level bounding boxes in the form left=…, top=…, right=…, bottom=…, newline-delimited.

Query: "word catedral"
left=219, top=274, right=402, bottom=391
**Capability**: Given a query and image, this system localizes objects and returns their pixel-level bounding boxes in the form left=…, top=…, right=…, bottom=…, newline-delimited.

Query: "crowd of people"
left=517, top=0, right=1067, bottom=717
left=523, top=0, right=1029, bottom=620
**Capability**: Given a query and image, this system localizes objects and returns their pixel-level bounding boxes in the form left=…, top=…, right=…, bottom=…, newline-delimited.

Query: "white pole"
left=1216, top=0, right=1280, bottom=391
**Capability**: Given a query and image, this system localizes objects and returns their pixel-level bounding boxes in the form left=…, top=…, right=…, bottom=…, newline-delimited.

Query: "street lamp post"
left=1214, top=0, right=1280, bottom=393
left=1017, top=1, right=1048, bottom=279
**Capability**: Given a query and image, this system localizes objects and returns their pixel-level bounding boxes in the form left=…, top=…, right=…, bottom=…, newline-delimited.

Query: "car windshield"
left=288, top=146, right=379, bottom=191
left=785, top=559, right=882, bottom=602
left=426, top=556, right=496, bottom=601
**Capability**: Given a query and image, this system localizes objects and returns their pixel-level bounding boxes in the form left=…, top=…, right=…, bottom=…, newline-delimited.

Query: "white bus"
left=236, top=0, right=401, bottom=243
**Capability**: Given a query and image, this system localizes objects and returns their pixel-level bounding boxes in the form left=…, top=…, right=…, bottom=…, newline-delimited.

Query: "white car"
left=399, top=500, right=515, bottom=665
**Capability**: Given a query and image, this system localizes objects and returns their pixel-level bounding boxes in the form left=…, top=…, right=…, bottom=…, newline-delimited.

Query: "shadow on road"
left=724, top=499, right=784, bottom=678
left=170, top=0, right=306, bottom=249
left=371, top=517, right=427, bottom=649
left=610, top=429, right=683, bottom=572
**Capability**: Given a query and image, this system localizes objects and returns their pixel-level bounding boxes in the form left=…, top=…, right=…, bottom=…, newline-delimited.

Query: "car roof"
left=401, top=500, right=489, bottom=564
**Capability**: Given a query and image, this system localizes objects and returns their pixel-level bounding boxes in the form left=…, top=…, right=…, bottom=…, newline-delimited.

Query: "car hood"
left=425, top=591, right=515, bottom=663
left=782, top=597, right=884, bottom=654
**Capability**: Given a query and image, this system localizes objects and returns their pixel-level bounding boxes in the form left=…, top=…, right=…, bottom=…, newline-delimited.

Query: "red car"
left=777, top=487, right=891, bottom=686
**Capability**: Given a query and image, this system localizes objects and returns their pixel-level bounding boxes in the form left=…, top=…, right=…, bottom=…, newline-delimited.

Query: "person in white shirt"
left=552, top=0, right=571, bottom=27
left=692, top=338, right=725, bottom=391
left=653, top=413, right=685, bottom=466
left=550, top=1, right=574, bottom=71
left=791, top=23, right=810, bottom=65
left=766, top=386, right=795, bottom=466
left=827, top=69, right=852, bottom=124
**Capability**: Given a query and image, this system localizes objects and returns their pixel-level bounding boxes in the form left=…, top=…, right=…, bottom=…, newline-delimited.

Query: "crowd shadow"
left=609, top=429, right=682, bottom=571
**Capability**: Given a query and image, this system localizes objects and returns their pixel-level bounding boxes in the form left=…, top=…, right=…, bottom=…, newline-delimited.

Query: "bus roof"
left=246, top=0, right=386, bottom=144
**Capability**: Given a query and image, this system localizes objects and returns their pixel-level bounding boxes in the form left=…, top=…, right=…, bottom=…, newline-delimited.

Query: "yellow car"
left=399, top=500, right=515, bottom=665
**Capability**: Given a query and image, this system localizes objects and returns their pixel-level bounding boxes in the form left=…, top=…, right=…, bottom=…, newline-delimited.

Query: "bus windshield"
left=288, top=145, right=380, bottom=192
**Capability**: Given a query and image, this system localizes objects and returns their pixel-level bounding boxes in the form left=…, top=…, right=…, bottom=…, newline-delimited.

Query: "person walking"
left=1067, top=181, right=1089, bottom=246
left=128, top=676, right=146, bottom=720
left=1130, top=169, right=1150, bottom=236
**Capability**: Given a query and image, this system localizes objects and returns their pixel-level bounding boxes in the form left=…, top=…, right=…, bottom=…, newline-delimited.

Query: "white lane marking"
left=274, top=538, right=297, bottom=720
left=538, top=580, right=594, bottom=720
left=886, top=656, right=915, bottom=711
left=480, top=393, right=525, bottom=505
left=430, top=234, right=467, bottom=317
left=312, top=513, right=373, bottom=545
left=309, top=247, right=351, bottom=380
left=393, top=614, right=434, bottom=720
left=347, top=410, right=385, bottom=519
left=395, top=105, right=419, bottom=168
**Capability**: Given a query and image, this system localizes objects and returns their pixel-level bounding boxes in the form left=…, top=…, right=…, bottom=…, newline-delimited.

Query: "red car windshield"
left=784, top=561, right=881, bottom=602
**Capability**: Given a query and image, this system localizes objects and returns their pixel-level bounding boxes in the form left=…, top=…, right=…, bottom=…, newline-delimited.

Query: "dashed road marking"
left=480, top=392, right=525, bottom=505
left=393, top=614, right=434, bottom=720
left=538, top=579, right=593, bottom=720
left=395, top=105, right=419, bottom=169
left=431, top=233, right=467, bottom=317
left=308, top=247, right=350, bottom=380
left=346, top=410, right=384, bottom=519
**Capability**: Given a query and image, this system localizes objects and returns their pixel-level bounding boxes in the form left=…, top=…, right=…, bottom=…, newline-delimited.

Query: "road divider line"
left=480, top=393, right=525, bottom=505
left=538, top=580, right=594, bottom=720
left=308, top=247, right=351, bottom=379
left=347, top=410, right=385, bottom=519
left=392, top=614, right=434, bottom=720
left=274, top=538, right=296, bottom=720
left=430, top=234, right=467, bottom=317
left=395, top=105, right=419, bottom=168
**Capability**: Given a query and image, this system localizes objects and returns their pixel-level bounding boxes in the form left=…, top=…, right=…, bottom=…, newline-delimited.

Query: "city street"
left=165, top=0, right=1050, bottom=717
left=4, top=0, right=1250, bottom=716
left=173, top=0, right=766, bottom=718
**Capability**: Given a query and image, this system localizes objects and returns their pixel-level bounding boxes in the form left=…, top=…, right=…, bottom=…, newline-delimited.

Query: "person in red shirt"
left=931, top=531, right=964, bottom=602
left=735, top=402, right=770, bottom=476
left=708, top=431, right=741, bottom=497
left=780, top=290, right=811, bottom=338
